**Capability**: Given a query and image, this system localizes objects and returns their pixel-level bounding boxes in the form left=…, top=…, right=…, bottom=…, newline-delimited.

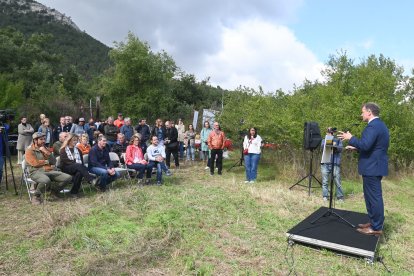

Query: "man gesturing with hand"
left=338, top=102, right=389, bottom=236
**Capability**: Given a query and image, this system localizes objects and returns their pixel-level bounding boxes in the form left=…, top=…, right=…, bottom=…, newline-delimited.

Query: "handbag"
left=243, top=139, right=252, bottom=155
left=166, top=141, right=178, bottom=149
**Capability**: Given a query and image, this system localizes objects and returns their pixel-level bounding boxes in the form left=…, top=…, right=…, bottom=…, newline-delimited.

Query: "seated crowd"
left=20, top=113, right=227, bottom=205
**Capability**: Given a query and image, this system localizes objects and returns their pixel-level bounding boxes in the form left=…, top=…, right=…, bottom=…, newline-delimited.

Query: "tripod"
left=310, top=145, right=354, bottom=227
left=227, top=142, right=244, bottom=171
left=0, top=125, right=17, bottom=194
left=290, top=148, right=322, bottom=196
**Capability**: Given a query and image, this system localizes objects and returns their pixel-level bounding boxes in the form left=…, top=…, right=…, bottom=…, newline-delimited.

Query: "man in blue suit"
left=338, top=103, right=389, bottom=236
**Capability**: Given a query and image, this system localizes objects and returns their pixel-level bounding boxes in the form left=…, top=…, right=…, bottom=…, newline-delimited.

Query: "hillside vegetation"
left=0, top=0, right=111, bottom=78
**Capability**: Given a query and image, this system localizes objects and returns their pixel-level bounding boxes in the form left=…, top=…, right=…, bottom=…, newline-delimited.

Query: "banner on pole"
left=202, top=109, right=219, bottom=127
left=192, top=110, right=199, bottom=130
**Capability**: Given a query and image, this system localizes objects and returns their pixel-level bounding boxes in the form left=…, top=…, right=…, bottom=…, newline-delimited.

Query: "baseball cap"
left=32, top=132, right=46, bottom=139
left=79, top=117, right=85, bottom=122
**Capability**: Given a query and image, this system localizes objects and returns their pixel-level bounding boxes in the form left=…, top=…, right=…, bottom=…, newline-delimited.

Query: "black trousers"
left=210, top=149, right=223, bottom=174
left=62, top=163, right=94, bottom=194
left=165, top=147, right=179, bottom=168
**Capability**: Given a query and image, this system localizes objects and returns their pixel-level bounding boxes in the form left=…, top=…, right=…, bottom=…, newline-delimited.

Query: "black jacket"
left=136, top=124, right=151, bottom=142
left=165, top=127, right=178, bottom=145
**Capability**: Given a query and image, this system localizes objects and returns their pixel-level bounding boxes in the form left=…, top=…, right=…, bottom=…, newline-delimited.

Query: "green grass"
left=0, top=151, right=413, bottom=275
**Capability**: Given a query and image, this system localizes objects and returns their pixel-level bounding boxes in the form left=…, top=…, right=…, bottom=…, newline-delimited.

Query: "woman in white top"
left=243, top=127, right=262, bottom=183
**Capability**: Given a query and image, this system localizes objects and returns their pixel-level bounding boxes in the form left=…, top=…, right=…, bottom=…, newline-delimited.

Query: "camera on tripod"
left=327, top=127, right=337, bottom=135
left=0, top=109, right=15, bottom=123
left=325, top=127, right=338, bottom=147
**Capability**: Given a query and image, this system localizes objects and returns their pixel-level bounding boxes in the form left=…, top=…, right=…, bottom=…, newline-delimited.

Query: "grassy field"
left=0, top=150, right=413, bottom=275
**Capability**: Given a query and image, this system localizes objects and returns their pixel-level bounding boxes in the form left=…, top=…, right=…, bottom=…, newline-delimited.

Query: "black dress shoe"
left=356, top=227, right=383, bottom=236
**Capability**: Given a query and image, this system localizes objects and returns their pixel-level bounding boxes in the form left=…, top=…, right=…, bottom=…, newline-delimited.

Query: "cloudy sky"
left=37, top=0, right=414, bottom=93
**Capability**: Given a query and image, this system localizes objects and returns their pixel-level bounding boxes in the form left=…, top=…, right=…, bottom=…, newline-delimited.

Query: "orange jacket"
left=77, top=143, right=91, bottom=155
left=25, top=143, right=55, bottom=173
left=114, top=119, right=124, bottom=129
left=207, top=130, right=226, bottom=150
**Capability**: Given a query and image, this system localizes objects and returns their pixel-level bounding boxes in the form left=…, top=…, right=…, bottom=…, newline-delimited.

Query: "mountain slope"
left=0, top=0, right=111, bottom=78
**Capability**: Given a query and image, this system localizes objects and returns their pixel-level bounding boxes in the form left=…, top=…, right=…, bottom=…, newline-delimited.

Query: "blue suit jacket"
left=349, top=118, right=389, bottom=176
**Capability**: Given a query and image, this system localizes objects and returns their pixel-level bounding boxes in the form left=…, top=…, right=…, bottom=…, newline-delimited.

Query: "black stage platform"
left=286, top=207, right=380, bottom=261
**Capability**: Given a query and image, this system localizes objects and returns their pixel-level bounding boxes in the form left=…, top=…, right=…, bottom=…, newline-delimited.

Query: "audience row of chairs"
left=19, top=152, right=135, bottom=202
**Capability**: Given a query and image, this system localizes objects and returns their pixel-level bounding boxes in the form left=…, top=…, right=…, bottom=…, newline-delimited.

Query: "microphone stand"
left=310, top=143, right=355, bottom=227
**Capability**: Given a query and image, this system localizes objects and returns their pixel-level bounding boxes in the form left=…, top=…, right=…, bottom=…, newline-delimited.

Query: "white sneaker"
left=323, top=197, right=328, bottom=202
left=337, top=198, right=344, bottom=203
left=249, top=181, right=255, bottom=184
left=204, top=166, right=209, bottom=170
left=244, top=180, right=249, bottom=183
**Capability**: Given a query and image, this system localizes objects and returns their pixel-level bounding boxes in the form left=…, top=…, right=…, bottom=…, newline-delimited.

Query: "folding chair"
left=55, top=156, right=61, bottom=170
left=19, top=160, right=36, bottom=202
left=109, top=152, right=131, bottom=181
left=54, top=156, right=71, bottom=195
left=80, top=153, right=95, bottom=192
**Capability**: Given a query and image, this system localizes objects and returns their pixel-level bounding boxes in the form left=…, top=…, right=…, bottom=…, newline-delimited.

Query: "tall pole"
left=221, top=89, right=224, bottom=112
left=89, top=99, right=93, bottom=118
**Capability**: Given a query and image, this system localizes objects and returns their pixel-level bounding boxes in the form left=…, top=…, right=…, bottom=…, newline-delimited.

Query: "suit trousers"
left=362, top=176, right=384, bottom=231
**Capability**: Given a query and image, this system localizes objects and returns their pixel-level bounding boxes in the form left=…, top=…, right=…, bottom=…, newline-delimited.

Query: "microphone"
left=343, top=123, right=360, bottom=132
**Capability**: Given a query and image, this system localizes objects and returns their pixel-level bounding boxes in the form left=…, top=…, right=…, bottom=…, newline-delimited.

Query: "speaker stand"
left=289, top=149, right=322, bottom=196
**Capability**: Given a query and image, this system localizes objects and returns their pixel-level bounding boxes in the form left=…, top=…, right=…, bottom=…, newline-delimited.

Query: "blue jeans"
left=179, top=142, right=184, bottom=159
left=244, top=153, right=260, bottom=181
left=321, top=163, right=344, bottom=199
left=186, top=145, right=195, bottom=160
left=88, top=167, right=120, bottom=188
left=0, top=155, right=4, bottom=183
left=148, top=161, right=168, bottom=182
left=127, top=163, right=152, bottom=179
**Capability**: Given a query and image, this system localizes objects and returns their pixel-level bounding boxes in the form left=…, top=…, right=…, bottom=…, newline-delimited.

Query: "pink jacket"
left=125, top=145, right=147, bottom=165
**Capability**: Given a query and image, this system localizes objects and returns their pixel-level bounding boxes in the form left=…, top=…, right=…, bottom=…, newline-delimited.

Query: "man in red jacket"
left=207, top=122, right=226, bottom=176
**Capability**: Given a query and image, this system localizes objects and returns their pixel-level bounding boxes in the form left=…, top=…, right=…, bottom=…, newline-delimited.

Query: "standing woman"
left=200, top=121, right=212, bottom=169
left=151, top=118, right=165, bottom=147
left=176, top=119, right=186, bottom=159
left=38, top=117, right=53, bottom=148
left=243, top=127, right=262, bottom=183
left=16, top=117, right=34, bottom=164
left=60, top=133, right=95, bottom=196
left=185, top=124, right=196, bottom=161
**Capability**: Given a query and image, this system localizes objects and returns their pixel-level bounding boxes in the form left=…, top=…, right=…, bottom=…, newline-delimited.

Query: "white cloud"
left=200, top=19, right=324, bottom=92
left=36, top=0, right=324, bottom=92
left=360, top=39, right=374, bottom=50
